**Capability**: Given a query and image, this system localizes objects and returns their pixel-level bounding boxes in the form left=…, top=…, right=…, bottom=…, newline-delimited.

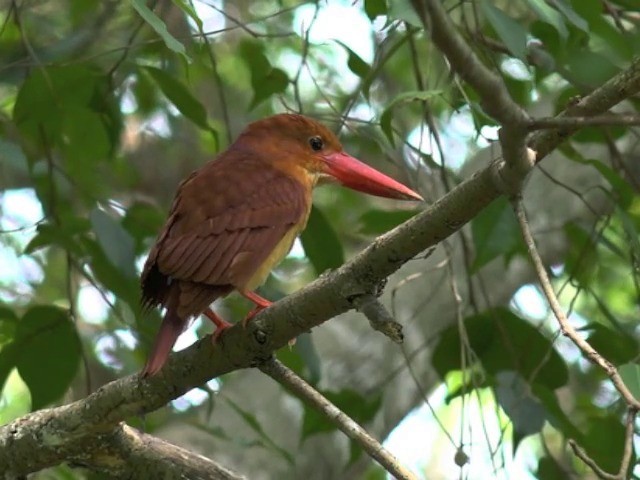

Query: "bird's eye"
left=309, top=136, right=324, bottom=151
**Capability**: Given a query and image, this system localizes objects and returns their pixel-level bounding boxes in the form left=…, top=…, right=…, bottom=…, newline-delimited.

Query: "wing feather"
left=141, top=154, right=310, bottom=318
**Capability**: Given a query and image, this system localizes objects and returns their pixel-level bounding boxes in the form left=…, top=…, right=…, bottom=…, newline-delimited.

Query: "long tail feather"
left=142, top=308, right=186, bottom=376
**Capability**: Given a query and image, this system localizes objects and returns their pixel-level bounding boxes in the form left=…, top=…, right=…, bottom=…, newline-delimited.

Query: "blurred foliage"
left=0, top=0, right=640, bottom=478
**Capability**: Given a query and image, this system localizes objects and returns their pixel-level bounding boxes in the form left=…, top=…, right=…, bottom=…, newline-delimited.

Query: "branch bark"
left=259, top=359, right=416, bottom=480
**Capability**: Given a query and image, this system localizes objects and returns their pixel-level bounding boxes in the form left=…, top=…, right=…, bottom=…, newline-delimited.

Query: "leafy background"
left=1, top=0, right=640, bottom=478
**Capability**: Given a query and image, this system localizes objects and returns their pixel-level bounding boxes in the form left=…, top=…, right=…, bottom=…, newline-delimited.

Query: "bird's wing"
left=143, top=155, right=309, bottom=295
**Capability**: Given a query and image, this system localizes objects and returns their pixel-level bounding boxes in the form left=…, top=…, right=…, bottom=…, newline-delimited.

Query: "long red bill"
left=321, top=152, right=423, bottom=201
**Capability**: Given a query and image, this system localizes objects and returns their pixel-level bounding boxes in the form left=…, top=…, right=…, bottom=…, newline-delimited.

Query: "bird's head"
left=235, top=114, right=423, bottom=202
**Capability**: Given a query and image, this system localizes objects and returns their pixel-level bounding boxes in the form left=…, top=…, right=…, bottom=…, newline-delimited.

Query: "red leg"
left=204, top=308, right=233, bottom=343
left=240, top=291, right=273, bottom=327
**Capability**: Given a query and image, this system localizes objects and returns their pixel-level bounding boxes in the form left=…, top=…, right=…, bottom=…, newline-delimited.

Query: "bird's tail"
left=142, top=308, right=186, bottom=377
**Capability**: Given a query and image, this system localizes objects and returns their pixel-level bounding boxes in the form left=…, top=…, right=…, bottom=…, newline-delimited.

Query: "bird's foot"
left=204, top=308, right=233, bottom=343
left=240, top=291, right=273, bottom=328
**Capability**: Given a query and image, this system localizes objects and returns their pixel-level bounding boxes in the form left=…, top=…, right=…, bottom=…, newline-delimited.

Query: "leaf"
left=586, top=324, right=637, bottom=365
left=171, top=0, right=202, bottom=29
left=359, top=209, right=417, bottom=235
left=15, top=306, right=81, bottom=410
left=536, top=456, right=570, bottom=480
left=335, top=41, right=371, bottom=79
left=386, top=0, right=422, bottom=27
left=302, top=389, right=382, bottom=441
left=481, top=1, right=528, bottom=60
left=553, top=0, right=588, bottom=32
left=24, top=219, right=89, bottom=255
left=142, top=66, right=216, bottom=140
left=59, top=106, right=111, bottom=164
left=495, top=371, right=545, bottom=450
left=471, top=197, right=523, bottom=272
left=524, top=0, right=568, bottom=39
left=82, top=237, right=140, bottom=314
left=300, top=205, right=344, bottom=275
left=122, top=202, right=166, bottom=253
left=295, top=334, right=321, bottom=385
left=129, top=0, right=189, bottom=60
left=239, top=40, right=289, bottom=109
left=364, top=0, right=387, bottom=20
left=225, top=397, right=294, bottom=465
left=532, top=383, right=583, bottom=441
left=619, top=363, right=640, bottom=400
left=380, top=90, right=443, bottom=145
left=90, top=208, right=137, bottom=278
left=432, top=308, right=569, bottom=389
left=564, top=223, right=598, bottom=288
left=581, top=416, right=626, bottom=473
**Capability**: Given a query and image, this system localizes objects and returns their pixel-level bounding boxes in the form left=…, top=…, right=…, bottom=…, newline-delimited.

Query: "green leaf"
left=24, top=219, right=89, bottom=255
left=564, top=223, right=598, bottom=288
left=225, top=397, right=294, bottom=465
left=524, top=0, right=568, bottom=39
left=122, top=202, right=166, bottom=254
left=553, top=0, right=588, bottom=32
left=536, top=456, right=570, bottom=480
left=82, top=237, right=140, bottom=313
left=90, top=208, right=137, bottom=278
left=15, top=306, right=81, bottom=410
left=364, top=0, right=387, bottom=20
left=358, top=209, right=417, bottom=235
left=300, top=205, right=344, bottom=275
left=142, top=66, right=215, bottom=140
left=586, top=159, right=634, bottom=208
left=481, top=1, right=528, bottom=60
left=380, top=90, right=443, bottom=145
left=171, top=0, right=202, bottom=29
left=335, top=41, right=371, bottom=79
left=433, top=308, right=569, bottom=389
left=295, top=334, right=321, bottom=385
left=566, top=50, right=619, bottom=88
left=586, top=324, right=637, bottom=365
left=129, top=0, right=189, bottom=60
left=239, top=40, right=289, bottom=109
left=302, top=389, right=382, bottom=441
left=581, top=416, right=626, bottom=473
left=59, top=106, right=111, bottom=164
left=532, top=383, right=583, bottom=441
left=495, top=371, right=545, bottom=449
left=471, top=197, right=523, bottom=272
left=619, top=363, right=640, bottom=400
left=386, top=0, right=422, bottom=27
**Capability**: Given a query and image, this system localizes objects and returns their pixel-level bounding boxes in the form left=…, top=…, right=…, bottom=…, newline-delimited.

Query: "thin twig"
left=258, top=358, right=418, bottom=480
left=351, top=293, right=404, bottom=343
left=513, top=197, right=640, bottom=416
left=568, top=408, right=636, bottom=480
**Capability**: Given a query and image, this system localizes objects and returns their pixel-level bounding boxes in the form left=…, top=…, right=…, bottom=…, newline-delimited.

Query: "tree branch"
left=258, top=358, right=416, bottom=480
left=528, top=114, right=640, bottom=130
left=86, top=424, right=244, bottom=479
left=2, top=46, right=640, bottom=478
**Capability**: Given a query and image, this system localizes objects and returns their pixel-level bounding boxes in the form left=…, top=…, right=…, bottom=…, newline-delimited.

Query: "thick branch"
left=87, top=424, right=243, bottom=479
left=2, top=53, right=640, bottom=478
left=259, top=359, right=416, bottom=480
left=528, top=114, right=640, bottom=130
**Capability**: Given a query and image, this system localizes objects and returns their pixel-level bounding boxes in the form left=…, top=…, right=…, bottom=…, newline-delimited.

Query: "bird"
left=140, top=113, right=422, bottom=376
